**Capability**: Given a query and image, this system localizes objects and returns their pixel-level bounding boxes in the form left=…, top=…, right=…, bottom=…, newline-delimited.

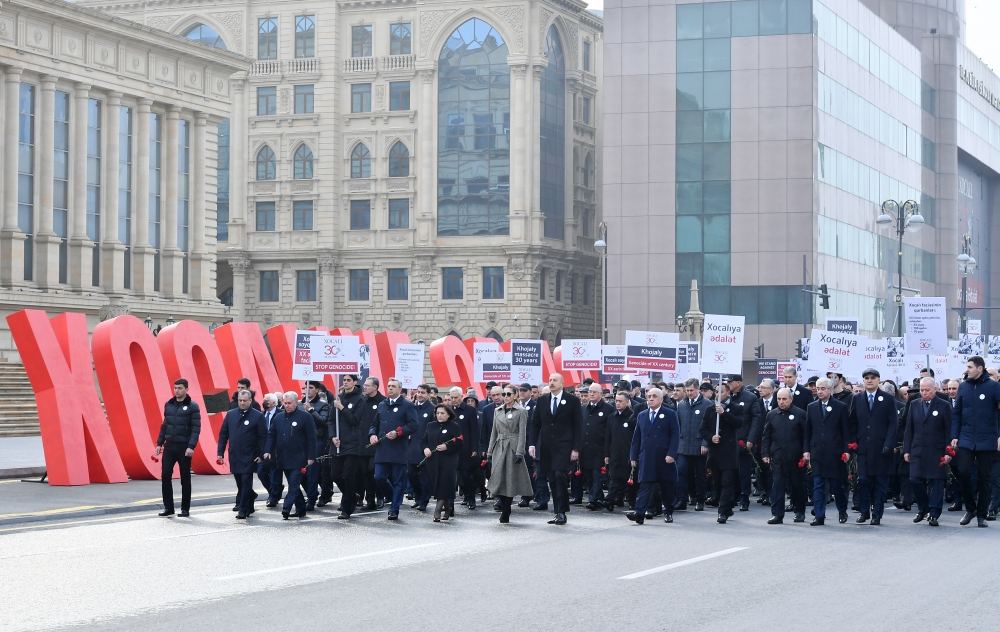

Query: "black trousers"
left=233, top=472, right=255, bottom=514
left=956, top=448, right=997, bottom=518
left=332, top=455, right=369, bottom=516
left=407, top=463, right=429, bottom=508
left=161, top=443, right=192, bottom=513
left=716, top=468, right=738, bottom=515
left=547, top=469, right=570, bottom=513
left=738, top=451, right=754, bottom=501
left=770, top=460, right=805, bottom=518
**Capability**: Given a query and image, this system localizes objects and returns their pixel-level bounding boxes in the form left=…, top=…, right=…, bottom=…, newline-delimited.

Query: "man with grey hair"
left=903, top=376, right=952, bottom=526
left=750, top=379, right=778, bottom=507
left=805, top=378, right=850, bottom=526
left=217, top=390, right=266, bottom=519
left=626, top=387, right=680, bottom=524
left=258, top=392, right=282, bottom=506
left=263, top=392, right=316, bottom=519
left=783, top=366, right=814, bottom=411
left=674, top=378, right=713, bottom=512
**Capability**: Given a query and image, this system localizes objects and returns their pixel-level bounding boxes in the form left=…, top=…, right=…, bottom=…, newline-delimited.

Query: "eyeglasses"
left=502, top=392, right=515, bottom=396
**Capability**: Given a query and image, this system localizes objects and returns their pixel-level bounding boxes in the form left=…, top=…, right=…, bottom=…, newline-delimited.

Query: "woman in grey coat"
left=487, top=388, right=535, bottom=523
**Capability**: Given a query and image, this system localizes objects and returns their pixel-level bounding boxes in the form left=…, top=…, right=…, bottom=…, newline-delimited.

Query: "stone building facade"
left=0, top=0, right=248, bottom=358
left=85, top=0, right=605, bottom=347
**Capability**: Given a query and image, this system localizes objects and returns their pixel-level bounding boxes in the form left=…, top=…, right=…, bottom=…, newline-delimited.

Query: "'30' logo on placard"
left=572, top=345, right=586, bottom=356
left=645, top=334, right=658, bottom=344
left=517, top=370, right=531, bottom=380
left=324, top=345, right=340, bottom=356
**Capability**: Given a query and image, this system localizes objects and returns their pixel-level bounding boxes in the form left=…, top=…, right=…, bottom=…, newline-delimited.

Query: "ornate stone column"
left=229, top=256, right=249, bottom=321
left=190, top=112, right=210, bottom=300
left=67, top=82, right=91, bottom=289
left=160, top=105, right=181, bottom=297
left=35, top=75, right=60, bottom=288
left=102, top=91, right=125, bottom=293
left=1, top=66, right=25, bottom=285
left=132, top=98, right=154, bottom=295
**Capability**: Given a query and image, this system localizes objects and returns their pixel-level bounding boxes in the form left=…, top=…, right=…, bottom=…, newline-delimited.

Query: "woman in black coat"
left=604, top=392, right=637, bottom=512
left=423, top=404, right=463, bottom=522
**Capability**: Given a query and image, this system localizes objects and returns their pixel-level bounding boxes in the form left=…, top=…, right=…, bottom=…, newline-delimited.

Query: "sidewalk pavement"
left=0, top=475, right=241, bottom=528
left=0, top=436, right=46, bottom=479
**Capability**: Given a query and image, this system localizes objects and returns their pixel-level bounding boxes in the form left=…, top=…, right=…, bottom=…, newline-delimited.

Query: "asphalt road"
left=2, top=497, right=999, bottom=632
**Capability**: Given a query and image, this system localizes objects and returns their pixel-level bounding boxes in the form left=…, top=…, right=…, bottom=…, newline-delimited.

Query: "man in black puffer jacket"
left=155, top=378, right=202, bottom=517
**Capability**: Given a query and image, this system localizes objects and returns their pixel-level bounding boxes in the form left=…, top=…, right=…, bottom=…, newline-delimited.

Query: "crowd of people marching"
left=153, top=356, right=1000, bottom=529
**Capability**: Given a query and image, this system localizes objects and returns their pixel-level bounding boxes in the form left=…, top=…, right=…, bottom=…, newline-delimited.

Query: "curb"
left=0, top=494, right=235, bottom=528
left=0, top=467, right=46, bottom=480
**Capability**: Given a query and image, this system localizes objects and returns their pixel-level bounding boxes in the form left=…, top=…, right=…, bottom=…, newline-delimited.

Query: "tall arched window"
left=293, top=144, right=314, bottom=179
left=388, top=141, right=409, bottom=177
left=182, top=23, right=228, bottom=49
left=350, top=143, right=371, bottom=178
left=256, top=145, right=276, bottom=180
left=540, top=25, right=566, bottom=240
left=258, top=18, right=278, bottom=60
left=583, top=151, right=595, bottom=189
left=437, top=18, right=509, bottom=236
left=485, top=330, right=504, bottom=343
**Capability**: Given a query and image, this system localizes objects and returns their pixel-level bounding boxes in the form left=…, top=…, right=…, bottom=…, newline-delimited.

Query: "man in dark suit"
left=258, top=393, right=283, bottom=507
left=750, top=379, right=778, bottom=506
left=515, top=382, right=542, bottom=508
left=449, top=387, right=481, bottom=510
left=579, top=383, right=613, bottom=509
left=724, top=375, right=760, bottom=511
left=263, top=392, right=317, bottom=519
left=904, top=377, right=952, bottom=526
left=217, top=390, right=266, bottom=519
left=370, top=378, right=419, bottom=520
left=674, top=378, right=714, bottom=511
left=625, top=387, right=679, bottom=524
left=849, top=368, right=898, bottom=525
left=782, top=366, right=814, bottom=412
left=529, top=373, right=583, bottom=525
left=951, top=356, right=1000, bottom=527
left=762, top=388, right=807, bottom=524
left=805, top=377, right=850, bottom=526
left=407, top=384, right=435, bottom=511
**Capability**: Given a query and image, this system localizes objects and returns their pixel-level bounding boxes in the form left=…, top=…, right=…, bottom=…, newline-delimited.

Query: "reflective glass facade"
left=17, top=84, right=34, bottom=281
left=540, top=26, right=566, bottom=240
left=437, top=18, right=510, bottom=236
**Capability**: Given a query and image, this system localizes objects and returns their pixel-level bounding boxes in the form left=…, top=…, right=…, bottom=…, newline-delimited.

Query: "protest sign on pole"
left=560, top=339, right=601, bottom=370
left=807, top=328, right=866, bottom=378
left=755, top=359, right=778, bottom=381
left=624, top=330, right=679, bottom=371
left=394, top=343, right=425, bottom=388
left=776, top=361, right=797, bottom=381
left=988, top=336, right=1000, bottom=368
left=824, top=317, right=859, bottom=335
left=309, top=335, right=361, bottom=374
left=510, top=340, right=543, bottom=385
left=601, top=345, right=627, bottom=374
left=701, top=315, right=745, bottom=375
left=904, top=297, right=948, bottom=357
left=967, top=319, right=982, bottom=335
left=292, top=330, right=323, bottom=380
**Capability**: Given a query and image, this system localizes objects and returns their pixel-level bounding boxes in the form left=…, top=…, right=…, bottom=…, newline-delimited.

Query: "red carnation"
left=626, top=478, right=635, bottom=487
left=939, top=456, right=949, bottom=466
left=841, top=452, right=849, bottom=463
left=738, top=440, right=746, bottom=448
left=600, top=466, right=608, bottom=475
left=457, top=434, right=464, bottom=442
left=150, top=454, right=160, bottom=463
left=847, top=441, right=858, bottom=451
left=300, top=467, right=308, bottom=475
left=395, top=426, right=404, bottom=437
left=480, top=459, right=488, bottom=469
left=797, top=457, right=806, bottom=469
left=945, top=445, right=957, bottom=457
left=574, top=466, right=583, bottom=478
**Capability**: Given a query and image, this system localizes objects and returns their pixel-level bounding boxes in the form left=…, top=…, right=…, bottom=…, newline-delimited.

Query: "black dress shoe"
left=739, top=502, right=750, bottom=512
left=987, top=511, right=997, bottom=521
left=365, top=502, right=377, bottom=511
left=695, top=502, right=705, bottom=512
left=387, top=512, right=399, bottom=521
left=177, top=511, right=190, bottom=518
left=466, top=503, right=477, bottom=511
left=928, top=516, right=939, bottom=526
left=282, top=510, right=290, bottom=520
left=532, top=503, right=549, bottom=511
left=493, top=500, right=503, bottom=511
left=585, top=502, right=602, bottom=511
left=605, top=501, right=616, bottom=513
left=978, top=518, right=989, bottom=528
left=306, top=502, right=316, bottom=512
left=767, top=516, right=783, bottom=525
left=960, top=511, right=975, bottom=526
left=517, top=498, right=531, bottom=508
left=948, top=502, right=963, bottom=512
left=265, top=500, right=277, bottom=508
left=232, top=504, right=239, bottom=512
left=625, top=511, right=644, bottom=525
left=317, top=498, right=330, bottom=507
left=902, top=504, right=912, bottom=511
left=236, top=513, right=247, bottom=520
left=705, top=499, right=719, bottom=508
left=413, top=504, right=427, bottom=512
left=839, top=512, right=849, bottom=524
left=760, top=497, right=771, bottom=506
left=913, top=512, right=927, bottom=523
left=296, top=511, right=307, bottom=519
left=810, top=517, right=825, bottom=526
left=548, top=513, right=567, bottom=525
left=569, top=499, right=583, bottom=505
left=717, top=515, right=728, bottom=524
left=337, top=512, right=350, bottom=519
left=673, top=503, right=688, bottom=511
left=158, top=510, right=174, bottom=517
left=856, top=514, right=870, bottom=524
left=870, top=517, right=881, bottom=526
left=794, top=513, right=805, bottom=523
left=663, top=513, right=673, bottom=523
left=376, top=499, right=385, bottom=509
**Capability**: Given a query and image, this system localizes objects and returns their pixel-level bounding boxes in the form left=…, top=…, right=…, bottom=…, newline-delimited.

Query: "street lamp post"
left=594, top=222, right=608, bottom=344
left=957, top=233, right=977, bottom=335
left=876, top=199, right=924, bottom=336
left=675, top=280, right=705, bottom=341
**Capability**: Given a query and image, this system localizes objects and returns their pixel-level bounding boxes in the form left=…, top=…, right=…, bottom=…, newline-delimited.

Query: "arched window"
left=485, top=330, right=504, bottom=343
left=182, top=23, right=227, bottom=50
left=437, top=18, right=510, bottom=236
left=255, top=145, right=276, bottom=181
left=388, top=142, right=409, bottom=177
left=350, top=143, right=371, bottom=178
left=258, top=17, right=278, bottom=60
left=295, top=15, right=316, bottom=58
left=583, top=151, right=595, bottom=189
left=293, top=144, right=314, bottom=180
left=540, top=25, right=566, bottom=240
left=446, top=330, right=462, bottom=339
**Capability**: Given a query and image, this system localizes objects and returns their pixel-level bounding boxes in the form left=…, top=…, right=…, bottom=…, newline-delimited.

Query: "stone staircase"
left=0, top=362, right=40, bottom=437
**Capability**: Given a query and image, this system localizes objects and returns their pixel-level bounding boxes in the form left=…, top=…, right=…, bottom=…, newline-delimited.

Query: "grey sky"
left=586, top=1, right=1000, bottom=71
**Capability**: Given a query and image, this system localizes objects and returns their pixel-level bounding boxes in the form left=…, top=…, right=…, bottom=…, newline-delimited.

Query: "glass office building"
left=604, top=0, right=1000, bottom=357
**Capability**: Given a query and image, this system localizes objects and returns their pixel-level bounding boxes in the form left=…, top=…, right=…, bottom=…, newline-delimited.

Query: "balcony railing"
left=382, top=54, right=415, bottom=71
left=250, top=60, right=281, bottom=76
left=288, top=58, right=320, bottom=74
left=345, top=56, right=377, bottom=73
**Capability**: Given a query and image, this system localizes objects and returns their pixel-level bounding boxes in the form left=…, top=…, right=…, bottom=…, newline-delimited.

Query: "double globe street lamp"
left=876, top=199, right=924, bottom=336
left=956, top=233, right=977, bottom=335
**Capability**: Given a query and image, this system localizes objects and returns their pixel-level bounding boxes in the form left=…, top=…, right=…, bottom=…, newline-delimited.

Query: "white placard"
left=394, top=343, right=425, bottom=389
left=510, top=339, right=543, bottom=385
left=988, top=336, right=1000, bottom=368
left=808, top=328, right=866, bottom=379
left=309, top=335, right=361, bottom=374
left=824, top=317, right=859, bottom=335
left=957, top=333, right=985, bottom=357
left=292, top=330, right=323, bottom=380
left=701, top=314, right=745, bottom=374
left=560, top=339, right=602, bottom=370
left=904, top=297, right=948, bottom=357
left=625, top=330, right=679, bottom=371
left=601, top=345, right=627, bottom=374
left=967, top=319, right=982, bottom=335
left=884, top=337, right=907, bottom=383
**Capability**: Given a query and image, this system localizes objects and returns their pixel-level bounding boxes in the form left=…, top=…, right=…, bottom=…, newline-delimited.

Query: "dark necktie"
left=868, top=393, right=874, bottom=411
left=924, top=401, right=931, bottom=417
left=551, top=396, right=558, bottom=416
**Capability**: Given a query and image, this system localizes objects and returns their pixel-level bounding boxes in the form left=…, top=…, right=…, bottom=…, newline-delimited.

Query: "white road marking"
left=216, top=542, right=442, bottom=581
left=618, top=547, right=748, bottom=580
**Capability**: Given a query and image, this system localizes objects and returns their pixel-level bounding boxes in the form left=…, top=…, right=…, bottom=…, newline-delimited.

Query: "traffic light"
left=819, top=283, right=830, bottom=309
left=754, top=343, right=764, bottom=359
